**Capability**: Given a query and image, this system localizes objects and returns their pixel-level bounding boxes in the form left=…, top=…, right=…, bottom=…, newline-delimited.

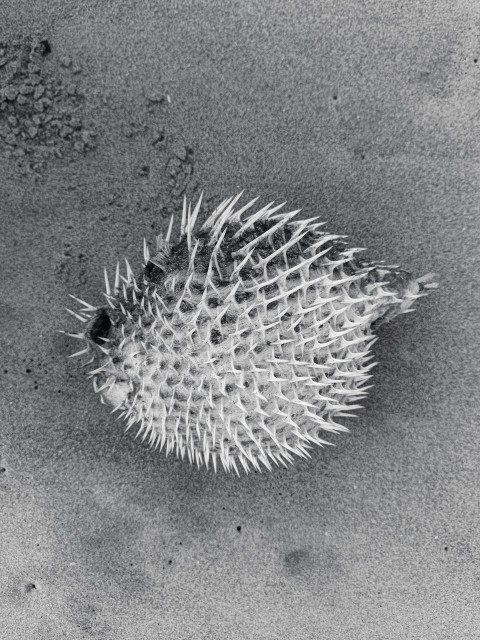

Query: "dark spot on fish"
left=210, top=329, right=223, bottom=345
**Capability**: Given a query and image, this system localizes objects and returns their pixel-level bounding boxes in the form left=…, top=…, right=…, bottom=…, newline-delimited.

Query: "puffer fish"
left=64, top=193, right=437, bottom=474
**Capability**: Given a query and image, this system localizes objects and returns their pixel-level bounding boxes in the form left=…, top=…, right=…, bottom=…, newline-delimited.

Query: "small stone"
left=73, top=141, right=85, bottom=152
left=5, top=133, right=16, bottom=145
left=0, top=57, right=7, bottom=68
left=0, top=48, right=5, bottom=56
left=17, top=94, right=29, bottom=105
left=33, top=101, right=44, bottom=113
left=66, top=84, right=76, bottom=96
left=33, top=85, right=45, bottom=100
left=30, top=74, right=42, bottom=86
left=72, top=65, right=82, bottom=74
left=80, top=130, right=95, bottom=144
left=7, top=115, right=18, bottom=127
left=70, top=117, right=81, bottom=130
left=13, top=147, right=25, bottom=157
left=122, top=125, right=133, bottom=138
left=173, top=143, right=187, bottom=161
left=4, top=85, right=18, bottom=100
left=60, top=125, right=73, bottom=138
left=32, top=115, right=42, bottom=125
left=59, top=55, right=71, bottom=68
left=28, top=126, right=38, bottom=138
left=146, top=89, right=165, bottom=103
left=41, top=98, right=52, bottom=108
left=20, top=84, right=34, bottom=95
left=28, top=63, right=41, bottom=74
left=54, top=148, right=63, bottom=158
left=151, top=128, right=165, bottom=145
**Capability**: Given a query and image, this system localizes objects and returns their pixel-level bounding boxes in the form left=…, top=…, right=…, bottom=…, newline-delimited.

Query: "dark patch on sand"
left=0, top=32, right=97, bottom=177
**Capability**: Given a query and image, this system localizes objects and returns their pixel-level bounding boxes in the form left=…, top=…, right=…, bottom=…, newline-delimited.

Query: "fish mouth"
left=86, top=308, right=113, bottom=346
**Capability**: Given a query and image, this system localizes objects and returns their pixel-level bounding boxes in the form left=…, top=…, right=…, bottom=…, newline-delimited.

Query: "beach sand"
left=1, top=1, right=479, bottom=638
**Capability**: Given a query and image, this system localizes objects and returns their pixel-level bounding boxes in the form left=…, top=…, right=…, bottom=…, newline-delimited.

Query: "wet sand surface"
left=1, top=2, right=479, bottom=638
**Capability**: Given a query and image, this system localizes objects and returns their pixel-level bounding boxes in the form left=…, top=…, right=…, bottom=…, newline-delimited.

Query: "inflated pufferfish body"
left=66, top=194, right=437, bottom=474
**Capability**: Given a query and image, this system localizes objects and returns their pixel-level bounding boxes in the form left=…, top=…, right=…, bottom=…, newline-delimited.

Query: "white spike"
left=199, top=197, right=233, bottom=233
left=190, top=192, right=203, bottom=232
left=69, top=346, right=90, bottom=358
left=124, top=258, right=134, bottom=284
left=104, top=268, right=111, bottom=296
left=68, top=294, right=97, bottom=312
left=114, top=261, right=120, bottom=292
left=180, top=196, right=188, bottom=238
left=65, top=308, right=89, bottom=323
left=229, top=194, right=260, bottom=224
left=231, top=201, right=275, bottom=240
left=59, top=331, right=87, bottom=340
left=143, top=238, right=150, bottom=264
left=165, top=213, right=175, bottom=244
left=186, top=201, right=192, bottom=251
left=231, top=209, right=301, bottom=258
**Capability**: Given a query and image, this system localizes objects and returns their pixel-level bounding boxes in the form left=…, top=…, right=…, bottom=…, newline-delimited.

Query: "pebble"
left=0, top=57, right=7, bottom=68
left=4, top=85, right=18, bottom=100
left=33, top=85, right=45, bottom=100
left=151, top=128, right=165, bottom=145
left=28, top=64, right=40, bottom=74
left=73, top=141, right=84, bottom=152
left=81, top=130, right=95, bottom=144
left=172, top=142, right=187, bottom=160
left=13, top=147, right=25, bottom=157
left=7, top=115, right=17, bottom=127
left=17, top=95, right=29, bottom=105
left=29, top=75, right=42, bottom=86
left=20, top=84, right=34, bottom=95
left=66, top=84, right=76, bottom=96
left=60, top=125, right=73, bottom=138
left=32, top=115, right=42, bottom=125
left=5, top=133, right=16, bottom=145
left=72, top=65, right=82, bottom=74
left=146, top=89, right=165, bottom=103
left=28, top=126, right=38, bottom=138
left=60, top=55, right=71, bottom=68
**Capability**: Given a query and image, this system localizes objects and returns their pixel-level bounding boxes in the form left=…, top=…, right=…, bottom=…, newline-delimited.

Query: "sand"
left=1, top=1, right=479, bottom=638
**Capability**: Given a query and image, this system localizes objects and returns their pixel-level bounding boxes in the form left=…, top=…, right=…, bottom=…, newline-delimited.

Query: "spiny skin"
left=64, top=194, right=438, bottom=475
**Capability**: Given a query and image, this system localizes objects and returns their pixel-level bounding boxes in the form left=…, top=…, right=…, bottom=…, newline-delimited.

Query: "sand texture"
left=1, top=1, right=479, bottom=638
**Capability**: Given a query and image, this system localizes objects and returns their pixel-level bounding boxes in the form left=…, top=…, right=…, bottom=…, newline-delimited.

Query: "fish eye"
left=144, top=261, right=165, bottom=282
left=89, top=309, right=112, bottom=345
